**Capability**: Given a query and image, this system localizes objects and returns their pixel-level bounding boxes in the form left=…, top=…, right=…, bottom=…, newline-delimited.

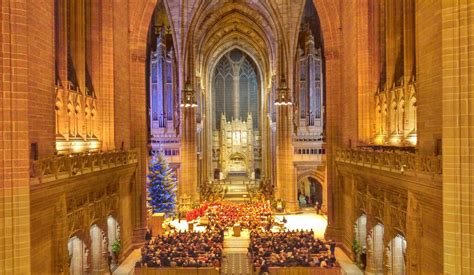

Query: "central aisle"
left=221, top=230, right=251, bottom=275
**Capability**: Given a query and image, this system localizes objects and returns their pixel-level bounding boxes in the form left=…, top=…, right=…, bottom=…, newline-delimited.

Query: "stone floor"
left=221, top=230, right=251, bottom=275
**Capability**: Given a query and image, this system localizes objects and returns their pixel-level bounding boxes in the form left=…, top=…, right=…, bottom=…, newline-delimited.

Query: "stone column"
left=181, top=106, right=198, bottom=203
left=231, top=60, right=242, bottom=120
left=276, top=103, right=298, bottom=212
left=233, top=74, right=240, bottom=120
left=442, top=1, right=474, bottom=274
left=0, top=0, right=31, bottom=273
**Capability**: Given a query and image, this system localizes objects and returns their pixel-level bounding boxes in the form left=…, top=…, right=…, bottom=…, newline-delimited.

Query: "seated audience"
left=139, top=229, right=224, bottom=268
left=249, top=229, right=338, bottom=270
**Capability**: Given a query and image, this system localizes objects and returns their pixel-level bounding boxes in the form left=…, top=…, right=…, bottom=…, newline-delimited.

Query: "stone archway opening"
left=67, top=236, right=87, bottom=275
left=129, top=0, right=342, bottom=237
left=107, top=216, right=121, bottom=266
left=298, top=176, right=323, bottom=209
left=354, top=214, right=367, bottom=268
left=387, top=234, right=407, bottom=275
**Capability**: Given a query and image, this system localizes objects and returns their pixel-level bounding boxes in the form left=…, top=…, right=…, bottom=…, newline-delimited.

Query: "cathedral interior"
left=1, top=0, right=473, bottom=274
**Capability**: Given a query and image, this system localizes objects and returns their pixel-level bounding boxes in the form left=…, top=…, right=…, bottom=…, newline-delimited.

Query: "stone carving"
left=102, top=233, right=109, bottom=270
left=366, top=232, right=374, bottom=271
left=373, top=81, right=417, bottom=146
left=386, top=192, right=407, bottom=234
left=199, top=180, right=226, bottom=202
left=335, top=148, right=442, bottom=177
left=407, top=193, right=422, bottom=274
left=66, top=191, right=119, bottom=238
left=384, top=246, right=392, bottom=273
left=31, top=150, right=138, bottom=183
left=55, top=84, right=99, bottom=153
left=217, top=113, right=257, bottom=177
left=83, top=248, right=90, bottom=272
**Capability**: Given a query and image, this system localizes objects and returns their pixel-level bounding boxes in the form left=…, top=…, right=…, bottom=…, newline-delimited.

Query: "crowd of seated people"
left=138, top=229, right=224, bottom=268
left=249, top=229, right=338, bottom=272
left=207, top=201, right=272, bottom=230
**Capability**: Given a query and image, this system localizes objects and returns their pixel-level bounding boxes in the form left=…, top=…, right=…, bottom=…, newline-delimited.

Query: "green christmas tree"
left=147, top=150, right=177, bottom=215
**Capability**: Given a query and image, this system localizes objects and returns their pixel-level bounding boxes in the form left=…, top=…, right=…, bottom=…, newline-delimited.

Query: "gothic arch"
left=128, top=0, right=342, bottom=237
left=297, top=169, right=325, bottom=184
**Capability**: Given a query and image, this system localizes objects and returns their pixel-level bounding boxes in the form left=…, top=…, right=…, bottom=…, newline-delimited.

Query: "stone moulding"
left=335, top=148, right=442, bottom=176
left=30, top=150, right=138, bottom=184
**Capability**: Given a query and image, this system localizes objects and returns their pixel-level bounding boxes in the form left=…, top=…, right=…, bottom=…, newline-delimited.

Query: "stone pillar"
left=233, top=74, right=240, bottom=119
left=129, top=47, right=147, bottom=243
left=406, top=192, right=421, bottom=274
left=0, top=0, right=31, bottom=273
left=276, top=104, right=298, bottom=212
left=69, top=0, right=86, bottom=93
left=97, top=0, right=116, bottom=151
left=442, top=1, right=474, bottom=274
left=181, top=106, right=198, bottom=203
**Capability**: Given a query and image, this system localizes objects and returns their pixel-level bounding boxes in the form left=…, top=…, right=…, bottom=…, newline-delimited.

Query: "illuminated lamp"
left=180, top=79, right=198, bottom=108
left=274, top=75, right=292, bottom=106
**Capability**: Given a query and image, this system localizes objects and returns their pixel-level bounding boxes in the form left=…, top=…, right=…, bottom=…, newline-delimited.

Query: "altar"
left=212, top=113, right=261, bottom=179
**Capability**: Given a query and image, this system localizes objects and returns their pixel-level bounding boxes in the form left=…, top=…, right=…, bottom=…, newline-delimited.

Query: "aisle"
left=221, top=230, right=252, bottom=275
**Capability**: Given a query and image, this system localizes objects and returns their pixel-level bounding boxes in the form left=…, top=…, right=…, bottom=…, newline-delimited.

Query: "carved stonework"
left=386, top=191, right=407, bottom=235
left=368, top=185, right=385, bottom=221
left=335, top=148, right=442, bottom=177
left=66, top=187, right=120, bottom=237
left=407, top=193, right=422, bottom=274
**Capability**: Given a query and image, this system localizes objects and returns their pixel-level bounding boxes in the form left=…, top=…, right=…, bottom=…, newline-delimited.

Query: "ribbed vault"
left=187, top=1, right=281, bottom=89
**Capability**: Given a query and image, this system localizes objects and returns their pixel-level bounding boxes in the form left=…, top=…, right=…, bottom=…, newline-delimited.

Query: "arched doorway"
left=254, top=168, right=261, bottom=179
left=68, top=236, right=87, bottom=275
left=214, top=168, right=220, bottom=180
left=107, top=216, right=121, bottom=266
left=354, top=214, right=367, bottom=268
left=298, top=176, right=323, bottom=208
left=386, top=234, right=407, bottom=275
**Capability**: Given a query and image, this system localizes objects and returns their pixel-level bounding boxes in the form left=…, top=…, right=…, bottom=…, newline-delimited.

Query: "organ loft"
left=1, top=0, right=473, bottom=274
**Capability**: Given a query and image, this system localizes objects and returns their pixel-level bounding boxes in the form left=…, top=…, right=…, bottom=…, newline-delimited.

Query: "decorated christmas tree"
left=147, top=150, right=177, bottom=215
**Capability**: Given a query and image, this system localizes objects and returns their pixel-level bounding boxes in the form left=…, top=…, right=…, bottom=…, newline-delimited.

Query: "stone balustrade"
left=30, top=150, right=138, bottom=184
left=335, top=148, right=442, bottom=176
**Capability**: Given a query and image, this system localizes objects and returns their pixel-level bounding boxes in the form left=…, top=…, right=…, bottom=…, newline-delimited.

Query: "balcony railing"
left=30, top=150, right=138, bottom=184
left=335, top=148, right=442, bottom=176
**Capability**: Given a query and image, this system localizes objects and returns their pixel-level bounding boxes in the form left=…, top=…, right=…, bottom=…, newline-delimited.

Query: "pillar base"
left=284, top=201, right=300, bottom=213
left=132, top=227, right=147, bottom=244
left=325, top=224, right=344, bottom=242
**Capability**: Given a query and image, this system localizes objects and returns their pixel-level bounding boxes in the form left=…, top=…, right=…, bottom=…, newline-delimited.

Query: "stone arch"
left=128, top=0, right=342, bottom=237
left=208, top=46, right=266, bottom=128
left=355, top=213, right=368, bottom=248
left=353, top=213, right=368, bottom=267
left=297, top=168, right=327, bottom=209
left=297, top=169, right=325, bottom=184
left=188, top=1, right=280, bottom=79
left=107, top=215, right=121, bottom=267
left=89, top=224, right=107, bottom=273
left=67, top=235, right=88, bottom=275
left=385, top=234, right=407, bottom=275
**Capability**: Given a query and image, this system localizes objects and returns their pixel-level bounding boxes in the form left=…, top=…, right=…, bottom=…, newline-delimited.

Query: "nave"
left=111, top=204, right=365, bottom=275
